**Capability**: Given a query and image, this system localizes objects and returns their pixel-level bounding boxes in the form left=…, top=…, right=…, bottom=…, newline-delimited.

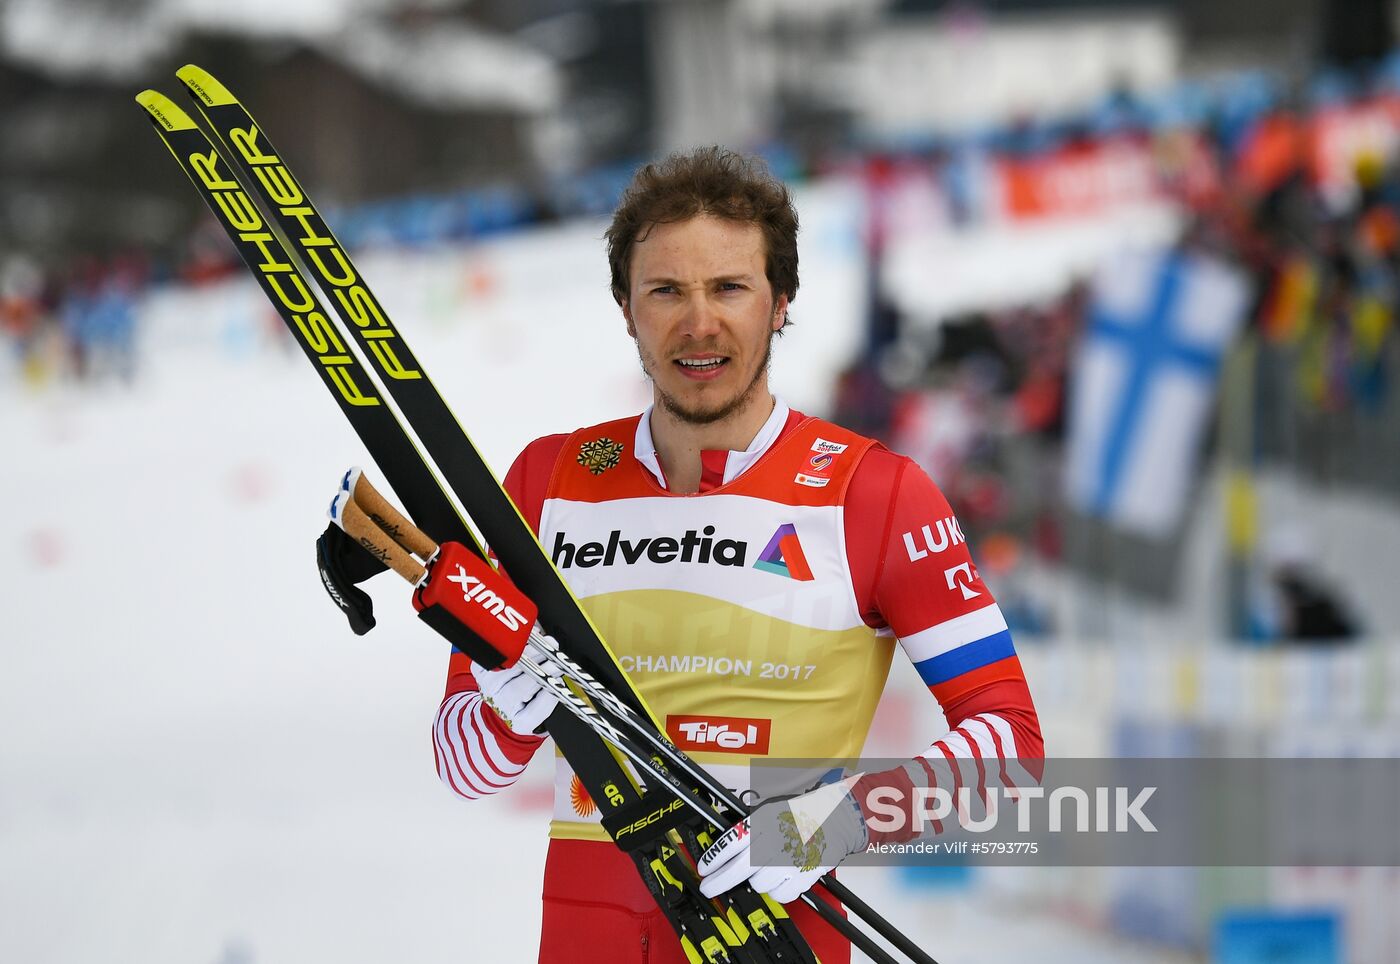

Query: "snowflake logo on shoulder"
left=578, top=437, right=624, bottom=475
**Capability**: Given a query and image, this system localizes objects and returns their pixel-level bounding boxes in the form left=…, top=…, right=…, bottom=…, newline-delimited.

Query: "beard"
left=638, top=327, right=774, bottom=426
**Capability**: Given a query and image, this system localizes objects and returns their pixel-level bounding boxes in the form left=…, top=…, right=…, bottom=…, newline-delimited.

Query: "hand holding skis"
left=317, top=464, right=459, bottom=631
left=324, top=466, right=535, bottom=671
left=471, top=650, right=563, bottom=736
left=699, top=776, right=870, bottom=904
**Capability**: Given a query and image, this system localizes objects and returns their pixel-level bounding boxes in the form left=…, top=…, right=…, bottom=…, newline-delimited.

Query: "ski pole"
left=335, top=495, right=427, bottom=584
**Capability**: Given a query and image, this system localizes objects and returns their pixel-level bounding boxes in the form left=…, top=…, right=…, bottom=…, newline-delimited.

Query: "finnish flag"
left=1065, top=247, right=1249, bottom=537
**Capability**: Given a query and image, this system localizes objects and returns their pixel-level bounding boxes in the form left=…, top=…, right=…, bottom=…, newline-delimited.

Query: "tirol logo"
left=552, top=526, right=747, bottom=568
left=902, top=516, right=967, bottom=561
left=668, top=715, right=772, bottom=754
left=753, top=523, right=814, bottom=581
left=445, top=565, right=530, bottom=631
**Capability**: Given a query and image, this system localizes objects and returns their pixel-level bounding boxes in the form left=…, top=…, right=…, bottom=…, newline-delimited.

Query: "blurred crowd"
left=832, top=60, right=1400, bottom=641
left=7, top=61, right=1396, bottom=405
left=0, top=179, right=545, bottom=388
left=1, top=252, right=145, bottom=386
left=839, top=67, right=1400, bottom=440
left=10, top=57, right=1396, bottom=394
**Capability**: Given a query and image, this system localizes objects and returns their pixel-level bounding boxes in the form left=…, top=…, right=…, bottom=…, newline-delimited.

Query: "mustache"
left=667, top=346, right=733, bottom=358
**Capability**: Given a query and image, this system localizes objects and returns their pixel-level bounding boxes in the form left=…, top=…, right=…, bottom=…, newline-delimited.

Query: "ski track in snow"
left=0, top=191, right=1188, bottom=963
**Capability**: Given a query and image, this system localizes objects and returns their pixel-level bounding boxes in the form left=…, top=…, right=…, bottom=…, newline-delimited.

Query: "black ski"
left=172, top=63, right=646, bottom=718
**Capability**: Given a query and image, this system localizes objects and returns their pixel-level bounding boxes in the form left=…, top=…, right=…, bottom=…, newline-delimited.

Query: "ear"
left=622, top=299, right=636, bottom=338
left=771, top=294, right=789, bottom=331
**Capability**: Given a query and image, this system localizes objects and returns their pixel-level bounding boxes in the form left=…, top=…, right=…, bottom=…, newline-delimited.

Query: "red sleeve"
left=846, top=448, right=1043, bottom=842
left=846, top=448, right=999, bottom=641
left=439, top=434, right=571, bottom=757
left=843, top=446, right=904, bottom=631
left=501, top=433, right=571, bottom=534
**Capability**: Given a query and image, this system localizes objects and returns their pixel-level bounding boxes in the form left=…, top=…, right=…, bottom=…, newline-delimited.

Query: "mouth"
left=673, top=355, right=730, bottom=380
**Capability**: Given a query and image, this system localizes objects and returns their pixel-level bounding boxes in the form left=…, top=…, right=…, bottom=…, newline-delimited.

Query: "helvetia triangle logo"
left=753, top=523, right=814, bottom=581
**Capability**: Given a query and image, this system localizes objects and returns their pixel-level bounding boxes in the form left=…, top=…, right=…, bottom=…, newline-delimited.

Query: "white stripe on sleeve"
left=897, top=604, right=1009, bottom=663
left=938, top=730, right=977, bottom=760
left=434, top=693, right=487, bottom=799
left=958, top=717, right=1000, bottom=763
left=434, top=691, right=528, bottom=799
left=470, top=701, right=529, bottom=781
left=456, top=700, right=515, bottom=792
left=971, top=712, right=1040, bottom=792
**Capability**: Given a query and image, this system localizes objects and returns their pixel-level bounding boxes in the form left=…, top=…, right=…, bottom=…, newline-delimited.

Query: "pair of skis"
left=136, top=65, right=935, bottom=964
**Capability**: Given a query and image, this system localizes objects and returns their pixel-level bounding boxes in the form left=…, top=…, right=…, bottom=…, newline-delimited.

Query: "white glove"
left=697, top=775, right=869, bottom=904
left=471, top=641, right=564, bottom=736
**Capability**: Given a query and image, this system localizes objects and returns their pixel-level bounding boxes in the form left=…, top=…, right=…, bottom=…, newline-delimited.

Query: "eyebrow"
left=639, top=273, right=758, bottom=287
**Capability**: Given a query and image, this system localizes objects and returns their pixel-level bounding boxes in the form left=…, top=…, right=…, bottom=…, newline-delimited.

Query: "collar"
left=634, top=397, right=791, bottom=491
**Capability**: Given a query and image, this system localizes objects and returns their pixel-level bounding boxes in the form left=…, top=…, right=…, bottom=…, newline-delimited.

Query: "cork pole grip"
left=339, top=496, right=427, bottom=585
left=351, top=474, right=439, bottom=559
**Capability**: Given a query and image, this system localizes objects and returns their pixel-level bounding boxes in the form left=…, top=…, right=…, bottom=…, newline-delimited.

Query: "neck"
left=650, top=388, right=776, bottom=494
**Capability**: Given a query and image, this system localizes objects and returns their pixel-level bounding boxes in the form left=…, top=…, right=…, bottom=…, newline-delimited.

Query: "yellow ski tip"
left=135, top=89, right=197, bottom=131
left=177, top=64, right=236, bottom=107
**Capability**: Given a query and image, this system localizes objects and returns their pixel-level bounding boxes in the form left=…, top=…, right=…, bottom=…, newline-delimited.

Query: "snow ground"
left=1, top=187, right=1195, bottom=963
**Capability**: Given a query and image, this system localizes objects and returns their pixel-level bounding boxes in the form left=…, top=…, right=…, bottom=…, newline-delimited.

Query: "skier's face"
left=622, top=215, right=788, bottom=426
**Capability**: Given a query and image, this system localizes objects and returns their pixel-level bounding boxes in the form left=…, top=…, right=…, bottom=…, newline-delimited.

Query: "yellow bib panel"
left=540, top=415, right=894, bottom=840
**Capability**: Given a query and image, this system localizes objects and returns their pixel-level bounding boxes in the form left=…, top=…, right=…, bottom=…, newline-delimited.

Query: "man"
left=431, top=147, right=1042, bottom=963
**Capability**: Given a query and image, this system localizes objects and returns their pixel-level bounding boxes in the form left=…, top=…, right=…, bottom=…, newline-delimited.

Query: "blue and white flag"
left=1065, top=247, right=1249, bottom=537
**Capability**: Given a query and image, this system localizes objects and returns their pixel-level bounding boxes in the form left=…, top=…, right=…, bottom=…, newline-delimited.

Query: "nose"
left=679, top=290, right=723, bottom=341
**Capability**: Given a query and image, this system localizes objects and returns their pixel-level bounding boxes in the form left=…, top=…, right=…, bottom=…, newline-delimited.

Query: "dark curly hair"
left=605, top=147, right=799, bottom=321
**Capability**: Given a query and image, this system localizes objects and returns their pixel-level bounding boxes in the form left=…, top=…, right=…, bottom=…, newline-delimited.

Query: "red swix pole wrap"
left=413, top=542, right=536, bottom=670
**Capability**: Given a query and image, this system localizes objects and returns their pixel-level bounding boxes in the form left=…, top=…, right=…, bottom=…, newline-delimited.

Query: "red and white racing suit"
left=433, top=400, right=1043, bottom=963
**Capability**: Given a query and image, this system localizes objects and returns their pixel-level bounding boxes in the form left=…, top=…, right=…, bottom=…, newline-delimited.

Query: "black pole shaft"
left=818, top=877, right=940, bottom=964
